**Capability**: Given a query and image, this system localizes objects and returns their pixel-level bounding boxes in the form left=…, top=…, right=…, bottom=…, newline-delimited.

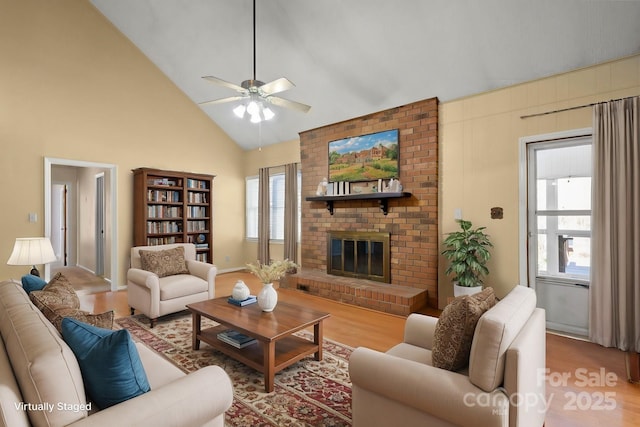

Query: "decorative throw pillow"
left=21, top=274, right=47, bottom=293
left=432, top=287, right=497, bottom=371
left=29, top=272, right=80, bottom=311
left=46, top=307, right=114, bottom=333
left=139, top=246, right=189, bottom=278
left=61, top=318, right=150, bottom=409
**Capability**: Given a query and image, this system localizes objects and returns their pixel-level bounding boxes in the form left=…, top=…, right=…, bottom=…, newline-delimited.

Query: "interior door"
left=527, top=136, right=592, bottom=336
left=50, top=184, right=67, bottom=268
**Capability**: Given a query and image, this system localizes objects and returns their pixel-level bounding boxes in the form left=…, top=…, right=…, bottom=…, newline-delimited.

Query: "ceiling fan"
left=199, top=0, right=310, bottom=122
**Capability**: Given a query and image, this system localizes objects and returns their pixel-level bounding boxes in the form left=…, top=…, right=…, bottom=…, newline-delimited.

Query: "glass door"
left=527, top=137, right=592, bottom=336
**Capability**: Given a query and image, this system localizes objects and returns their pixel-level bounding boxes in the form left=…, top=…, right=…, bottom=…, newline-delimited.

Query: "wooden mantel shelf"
left=306, top=192, right=411, bottom=215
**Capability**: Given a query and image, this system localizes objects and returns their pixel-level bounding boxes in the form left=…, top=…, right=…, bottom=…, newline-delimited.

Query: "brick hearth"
left=281, top=269, right=428, bottom=316
left=298, top=97, right=439, bottom=312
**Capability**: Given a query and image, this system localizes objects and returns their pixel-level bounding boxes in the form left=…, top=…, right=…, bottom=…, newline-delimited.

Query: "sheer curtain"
left=258, top=167, right=270, bottom=264
left=283, top=163, right=298, bottom=263
left=590, top=96, right=640, bottom=353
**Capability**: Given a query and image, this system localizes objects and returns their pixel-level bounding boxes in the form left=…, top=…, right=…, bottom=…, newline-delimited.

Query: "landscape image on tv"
left=328, top=129, right=399, bottom=182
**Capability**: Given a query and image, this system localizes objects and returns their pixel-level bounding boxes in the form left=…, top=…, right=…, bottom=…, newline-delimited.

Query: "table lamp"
left=7, top=237, right=57, bottom=277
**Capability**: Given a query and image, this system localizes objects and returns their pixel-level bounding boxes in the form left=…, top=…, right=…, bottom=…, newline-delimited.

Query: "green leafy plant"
left=442, top=219, right=493, bottom=287
left=246, top=259, right=298, bottom=284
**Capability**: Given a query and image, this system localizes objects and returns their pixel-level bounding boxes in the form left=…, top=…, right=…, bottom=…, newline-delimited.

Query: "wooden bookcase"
left=133, top=168, right=215, bottom=263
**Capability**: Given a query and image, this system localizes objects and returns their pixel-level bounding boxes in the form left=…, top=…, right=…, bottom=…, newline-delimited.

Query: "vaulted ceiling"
left=90, top=0, right=640, bottom=150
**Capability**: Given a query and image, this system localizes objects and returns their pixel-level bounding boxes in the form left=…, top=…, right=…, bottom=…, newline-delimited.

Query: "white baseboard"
left=217, top=266, right=247, bottom=275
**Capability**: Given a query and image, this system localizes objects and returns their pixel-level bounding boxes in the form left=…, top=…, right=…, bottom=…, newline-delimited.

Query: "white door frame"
left=44, top=158, right=119, bottom=290
left=518, top=128, right=592, bottom=336
left=95, top=172, right=105, bottom=277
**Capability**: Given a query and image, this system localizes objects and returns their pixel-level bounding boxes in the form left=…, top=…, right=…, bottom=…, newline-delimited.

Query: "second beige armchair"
left=127, top=243, right=216, bottom=327
left=349, top=286, right=546, bottom=427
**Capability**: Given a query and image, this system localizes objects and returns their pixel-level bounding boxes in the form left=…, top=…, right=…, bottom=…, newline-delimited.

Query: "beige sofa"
left=127, top=243, right=217, bottom=327
left=349, top=285, right=546, bottom=427
left=0, top=280, right=233, bottom=427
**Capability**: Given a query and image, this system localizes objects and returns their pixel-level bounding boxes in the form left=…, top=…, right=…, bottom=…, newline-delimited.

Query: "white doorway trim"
left=95, top=172, right=105, bottom=277
left=44, top=158, right=119, bottom=291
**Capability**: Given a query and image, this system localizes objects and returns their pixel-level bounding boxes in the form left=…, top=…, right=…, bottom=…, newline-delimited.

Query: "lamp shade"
left=7, top=237, right=56, bottom=266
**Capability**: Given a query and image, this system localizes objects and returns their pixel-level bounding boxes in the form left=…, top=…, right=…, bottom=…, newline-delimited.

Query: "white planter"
left=453, top=283, right=483, bottom=297
left=257, top=283, right=278, bottom=312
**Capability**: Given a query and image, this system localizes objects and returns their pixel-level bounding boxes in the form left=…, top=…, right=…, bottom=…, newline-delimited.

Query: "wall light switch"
left=454, top=208, right=462, bottom=220
left=29, top=213, right=37, bottom=223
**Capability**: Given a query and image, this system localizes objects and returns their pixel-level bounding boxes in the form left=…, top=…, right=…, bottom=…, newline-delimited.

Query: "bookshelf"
left=133, top=168, right=215, bottom=263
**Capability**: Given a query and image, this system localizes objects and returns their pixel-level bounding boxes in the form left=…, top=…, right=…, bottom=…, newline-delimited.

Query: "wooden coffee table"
left=187, top=297, right=330, bottom=392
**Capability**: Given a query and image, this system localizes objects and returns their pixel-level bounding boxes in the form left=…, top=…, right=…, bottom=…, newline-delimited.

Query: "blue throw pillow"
left=21, top=274, right=47, bottom=293
left=61, top=318, right=150, bottom=409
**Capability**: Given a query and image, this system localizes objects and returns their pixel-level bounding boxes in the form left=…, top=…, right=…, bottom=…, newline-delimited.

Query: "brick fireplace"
left=283, top=97, right=439, bottom=315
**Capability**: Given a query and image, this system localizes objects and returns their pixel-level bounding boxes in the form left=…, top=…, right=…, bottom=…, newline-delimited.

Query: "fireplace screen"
left=327, top=231, right=390, bottom=283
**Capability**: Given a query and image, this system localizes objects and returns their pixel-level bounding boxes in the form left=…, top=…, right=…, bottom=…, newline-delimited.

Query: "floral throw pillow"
left=49, top=308, right=114, bottom=333
left=432, top=287, right=497, bottom=371
left=139, top=246, right=190, bottom=278
left=30, top=272, right=80, bottom=312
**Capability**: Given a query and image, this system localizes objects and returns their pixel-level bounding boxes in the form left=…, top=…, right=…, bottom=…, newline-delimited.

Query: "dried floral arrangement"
left=246, top=259, right=299, bottom=284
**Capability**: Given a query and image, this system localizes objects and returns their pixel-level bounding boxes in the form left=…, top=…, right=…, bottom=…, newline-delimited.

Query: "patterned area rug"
left=115, top=312, right=353, bottom=426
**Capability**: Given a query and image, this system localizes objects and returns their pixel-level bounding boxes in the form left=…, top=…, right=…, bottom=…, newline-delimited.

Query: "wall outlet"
left=224, top=256, right=230, bottom=263
left=454, top=208, right=462, bottom=220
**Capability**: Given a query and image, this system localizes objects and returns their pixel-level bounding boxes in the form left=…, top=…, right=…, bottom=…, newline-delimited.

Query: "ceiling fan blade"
left=259, top=77, right=295, bottom=96
left=199, top=96, right=246, bottom=106
left=267, top=96, right=311, bottom=113
left=202, top=76, right=245, bottom=93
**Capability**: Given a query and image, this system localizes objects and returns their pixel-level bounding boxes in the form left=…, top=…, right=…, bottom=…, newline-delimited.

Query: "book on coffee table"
left=227, top=295, right=257, bottom=307
left=217, top=330, right=257, bottom=348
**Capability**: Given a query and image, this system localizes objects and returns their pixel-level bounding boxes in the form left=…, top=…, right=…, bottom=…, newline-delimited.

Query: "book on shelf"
left=227, top=295, right=257, bottom=307
left=217, top=330, right=257, bottom=348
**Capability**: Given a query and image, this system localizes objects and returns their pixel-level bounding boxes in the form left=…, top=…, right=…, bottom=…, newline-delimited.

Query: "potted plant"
left=442, top=219, right=493, bottom=296
left=246, top=259, right=298, bottom=312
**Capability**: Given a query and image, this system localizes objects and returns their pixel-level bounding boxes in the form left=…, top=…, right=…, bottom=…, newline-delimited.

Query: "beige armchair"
left=349, top=286, right=546, bottom=427
left=127, top=243, right=216, bottom=327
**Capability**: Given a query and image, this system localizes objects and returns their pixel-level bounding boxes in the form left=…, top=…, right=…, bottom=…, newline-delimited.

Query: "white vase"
left=232, top=280, right=251, bottom=301
left=257, top=283, right=278, bottom=312
left=453, top=283, right=483, bottom=297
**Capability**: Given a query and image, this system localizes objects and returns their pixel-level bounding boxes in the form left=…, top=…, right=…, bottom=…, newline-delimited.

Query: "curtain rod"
left=261, top=162, right=300, bottom=170
left=520, top=95, right=639, bottom=119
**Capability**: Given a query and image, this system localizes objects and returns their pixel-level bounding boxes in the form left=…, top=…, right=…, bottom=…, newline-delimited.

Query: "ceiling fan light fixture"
left=262, top=106, right=275, bottom=121
left=233, top=104, right=246, bottom=118
left=246, top=100, right=259, bottom=116
left=250, top=111, right=261, bottom=124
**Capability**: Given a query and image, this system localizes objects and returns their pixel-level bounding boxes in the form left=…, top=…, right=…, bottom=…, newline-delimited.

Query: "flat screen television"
left=328, top=129, right=399, bottom=182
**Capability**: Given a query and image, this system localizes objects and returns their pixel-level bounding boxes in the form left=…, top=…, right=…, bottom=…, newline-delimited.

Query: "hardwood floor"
left=82, top=271, right=640, bottom=427
left=52, top=266, right=111, bottom=294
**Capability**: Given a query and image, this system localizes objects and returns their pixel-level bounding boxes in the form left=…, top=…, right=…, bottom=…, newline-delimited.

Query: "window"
left=529, top=139, right=592, bottom=281
left=245, top=169, right=301, bottom=241
left=245, top=177, right=259, bottom=239
left=269, top=174, right=285, bottom=240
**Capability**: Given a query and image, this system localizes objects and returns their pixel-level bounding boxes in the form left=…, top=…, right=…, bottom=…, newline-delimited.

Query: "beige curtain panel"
left=283, top=163, right=298, bottom=263
left=590, top=96, right=640, bottom=353
left=258, top=167, right=270, bottom=264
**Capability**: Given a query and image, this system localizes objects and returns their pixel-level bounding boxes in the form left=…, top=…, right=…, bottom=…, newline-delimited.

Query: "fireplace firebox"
left=327, top=231, right=390, bottom=283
